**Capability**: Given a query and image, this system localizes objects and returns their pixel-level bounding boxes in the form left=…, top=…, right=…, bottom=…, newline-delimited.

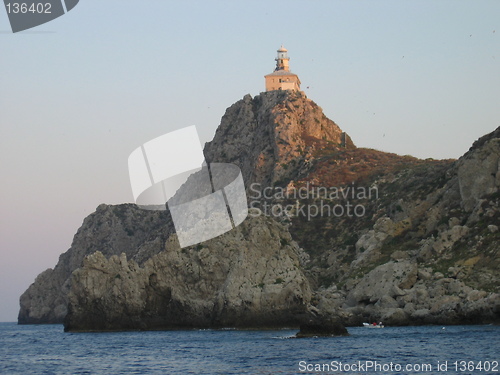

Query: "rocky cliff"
left=64, top=216, right=312, bottom=331
left=19, top=91, right=500, bottom=329
left=19, top=205, right=171, bottom=324
left=291, top=126, right=500, bottom=325
left=204, top=90, right=354, bottom=192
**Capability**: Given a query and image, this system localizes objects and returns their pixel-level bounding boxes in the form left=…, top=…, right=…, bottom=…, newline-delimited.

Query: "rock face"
left=457, top=127, right=500, bottom=212
left=20, top=90, right=352, bottom=327
left=64, top=216, right=312, bottom=331
left=296, top=126, right=500, bottom=326
left=341, top=261, right=500, bottom=326
left=18, top=204, right=170, bottom=324
left=18, top=268, right=69, bottom=324
left=19, top=90, right=500, bottom=329
left=204, top=90, right=354, bottom=192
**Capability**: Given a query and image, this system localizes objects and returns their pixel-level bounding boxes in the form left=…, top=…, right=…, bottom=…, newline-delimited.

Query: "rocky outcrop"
left=204, top=90, right=354, bottom=192
left=19, top=90, right=354, bottom=326
left=295, top=311, right=349, bottom=338
left=19, top=204, right=170, bottom=324
left=64, top=216, right=312, bottom=331
left=458, top=127, right=500, bottom=212
left=18, top=268, right=69, bottom=324
left=298, top=127, right=500, bottom=326
left=19, top=90, right=500, bottom=329
left=345, top=261, right=418, bottom=307
left=339, top=261, right=499, bottom=326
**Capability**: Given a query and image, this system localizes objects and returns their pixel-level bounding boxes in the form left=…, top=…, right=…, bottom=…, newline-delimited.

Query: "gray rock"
left=430, top=295, right=461, bottom=314
left=411, top=309, right=431, bottom=323
left=458, top=129, right=500, bottom=212
left=375, top=295, right=399, bottom=309
left=448, top=217, right=461, bottom=228
left=433, top=272, right=445, bottom=280
left=488, top=225, right=499, bottom=233
left=345, top=261, right=417, bottom=306
left=204, top=91, right=354, bottom=193
left=403, top=302, right=416, bottom=315
left=18, top=93, right=500, bottom=329
left=417, top=269, right=432, bottom=281
left=18, top=268, right=69, bottom=324
left=391, top=250, right=410, bottom=260
left=381, top=308, right=408, bottom=326
left=432, top=225, right=469, bottom=254
left=295, top=313, right=349, bottom=338
left=19, top=204, right=169, bottom=324
left=64, top=216, right=314, bottom=331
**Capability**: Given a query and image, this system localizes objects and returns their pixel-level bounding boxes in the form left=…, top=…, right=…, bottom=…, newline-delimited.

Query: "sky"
left=0, top=0, right=499, bottom=322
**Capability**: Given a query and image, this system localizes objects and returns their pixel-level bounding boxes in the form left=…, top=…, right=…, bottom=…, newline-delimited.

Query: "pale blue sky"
left=0, top=1, right=499, bottom=322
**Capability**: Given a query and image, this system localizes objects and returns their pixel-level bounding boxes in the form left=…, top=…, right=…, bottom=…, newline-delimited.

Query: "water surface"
left=1, top=323, right=498, bottom=374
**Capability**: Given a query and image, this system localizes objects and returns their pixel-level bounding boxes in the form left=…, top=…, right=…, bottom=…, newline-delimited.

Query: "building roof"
left=277, top=45, right=288, bottom=52
left=264, top=70, right=298, bottom=77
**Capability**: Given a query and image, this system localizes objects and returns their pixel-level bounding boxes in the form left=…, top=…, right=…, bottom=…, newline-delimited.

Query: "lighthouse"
left=264, top=45, right=301, bottom=92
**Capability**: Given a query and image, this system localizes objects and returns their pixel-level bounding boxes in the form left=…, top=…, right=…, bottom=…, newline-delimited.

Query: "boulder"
left=295, top=312, right=349, bottom=338
left=345, top=261, right=418, bottom=306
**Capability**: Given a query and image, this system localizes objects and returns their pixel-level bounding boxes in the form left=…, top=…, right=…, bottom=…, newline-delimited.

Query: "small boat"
left=363, top=322, right=385, bottom=328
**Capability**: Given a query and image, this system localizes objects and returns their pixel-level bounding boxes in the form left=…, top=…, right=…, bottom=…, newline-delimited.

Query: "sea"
left=0, top=323, right=498, bottom=374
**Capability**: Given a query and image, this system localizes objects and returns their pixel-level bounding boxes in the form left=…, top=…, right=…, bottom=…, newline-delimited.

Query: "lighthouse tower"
left=265, top=45, right=301, bottom=92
